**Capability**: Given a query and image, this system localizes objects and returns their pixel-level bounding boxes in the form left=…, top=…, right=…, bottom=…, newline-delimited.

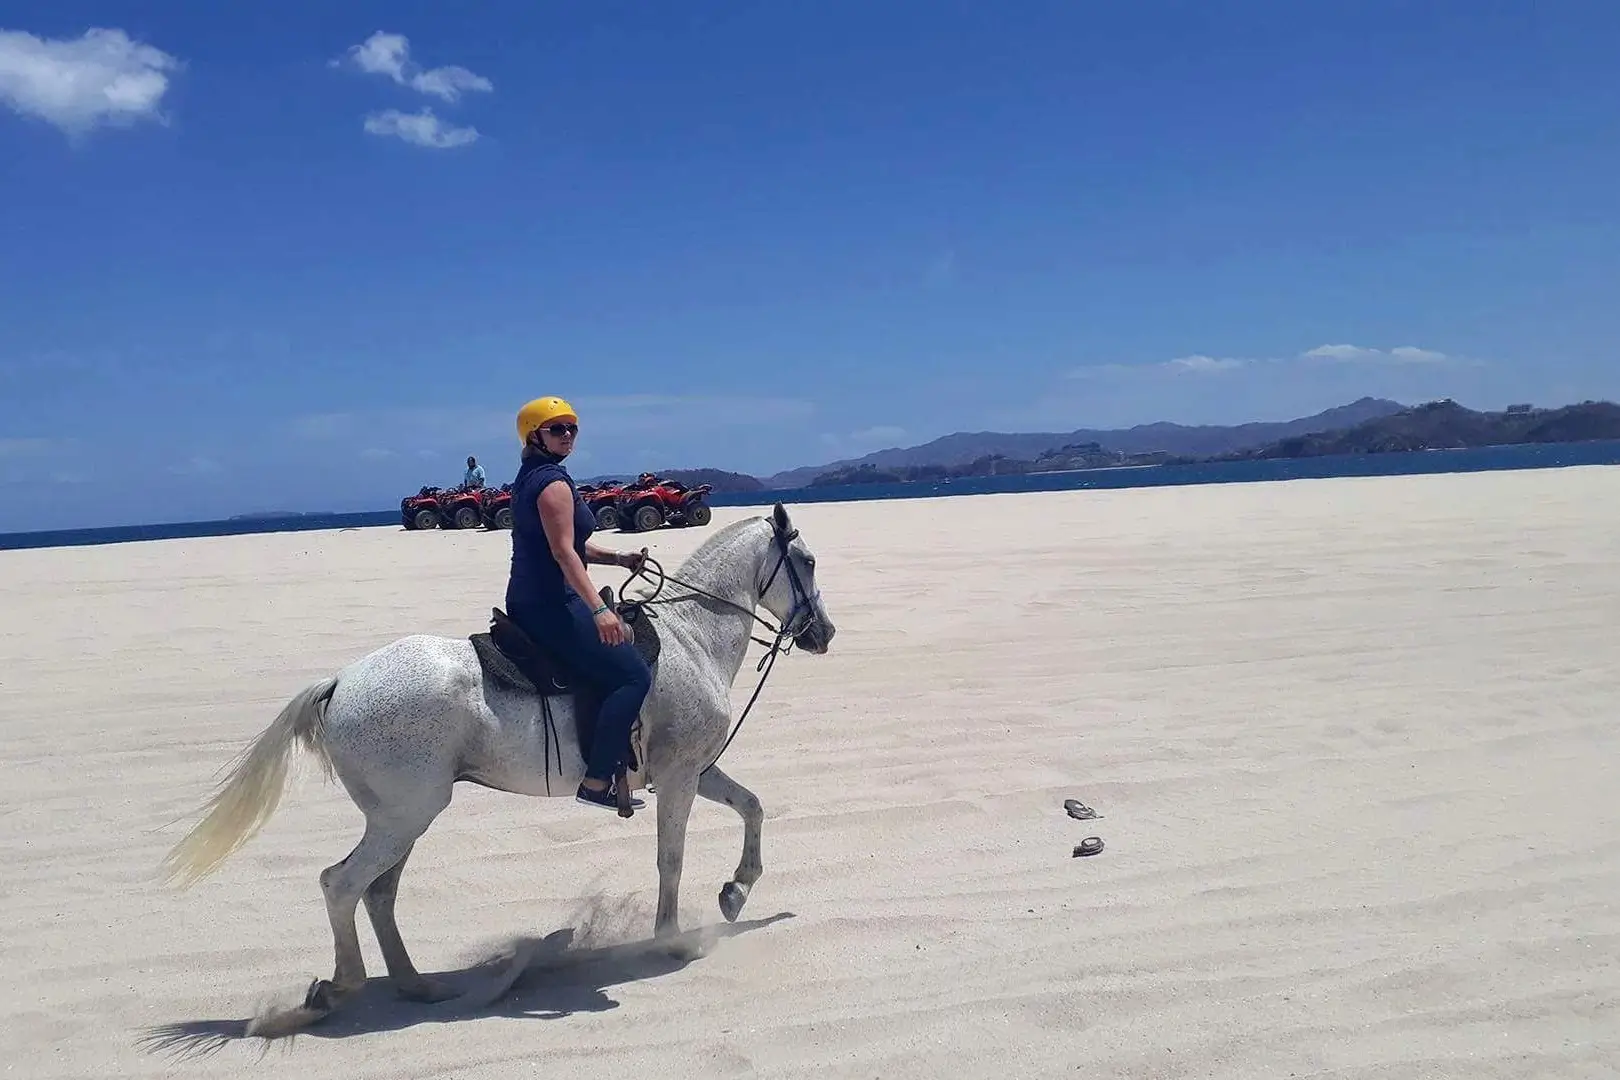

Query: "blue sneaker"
left=576, top=782, right=645, bottom=811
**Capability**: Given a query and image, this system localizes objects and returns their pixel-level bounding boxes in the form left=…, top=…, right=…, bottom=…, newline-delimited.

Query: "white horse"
left=159, top=503, right=833, bottom=1031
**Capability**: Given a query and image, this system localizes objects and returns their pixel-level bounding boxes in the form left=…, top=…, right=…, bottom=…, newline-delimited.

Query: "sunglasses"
left=544, top=422, right=579, bottom=437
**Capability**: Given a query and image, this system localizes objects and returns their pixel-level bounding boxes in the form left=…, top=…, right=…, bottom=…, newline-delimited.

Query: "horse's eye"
left=803, top=556, right=815, bottom=570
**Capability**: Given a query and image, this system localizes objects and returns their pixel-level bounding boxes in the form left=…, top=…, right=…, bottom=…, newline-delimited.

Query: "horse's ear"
left=772, top=502, right=792, bottom=532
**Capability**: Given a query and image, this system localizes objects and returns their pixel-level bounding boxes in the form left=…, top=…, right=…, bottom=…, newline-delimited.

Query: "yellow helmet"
left=516, top=396, right=578, bottom=445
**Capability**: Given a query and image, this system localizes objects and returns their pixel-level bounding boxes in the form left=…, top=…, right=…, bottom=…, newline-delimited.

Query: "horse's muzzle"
left=794, top=618, right=835, bottom=655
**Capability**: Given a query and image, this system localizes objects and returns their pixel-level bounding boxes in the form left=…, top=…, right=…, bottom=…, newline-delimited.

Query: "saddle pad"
left=470, top=632, right=561, bottom=695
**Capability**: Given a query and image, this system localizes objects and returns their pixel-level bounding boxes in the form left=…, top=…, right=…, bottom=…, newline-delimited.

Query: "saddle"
left=468, top=587, right=661, bottom=814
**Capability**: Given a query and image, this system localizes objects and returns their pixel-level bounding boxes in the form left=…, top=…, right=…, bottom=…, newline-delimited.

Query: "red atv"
left=401, top=486, right=447, bottom=530
left=579, top=479, right=633, bottom=530
left=436, top=485, right=486, bottom=530
left=479, top=484, right=514, bottom=530
left=616, top=476, right=713, bottom=532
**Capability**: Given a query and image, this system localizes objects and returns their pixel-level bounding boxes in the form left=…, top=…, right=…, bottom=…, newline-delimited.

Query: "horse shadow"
left=135, top=911, right=794, bottom=1062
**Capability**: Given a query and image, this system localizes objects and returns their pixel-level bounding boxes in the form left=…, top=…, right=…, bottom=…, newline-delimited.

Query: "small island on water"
left=807, top=443, right=1174, bottom=487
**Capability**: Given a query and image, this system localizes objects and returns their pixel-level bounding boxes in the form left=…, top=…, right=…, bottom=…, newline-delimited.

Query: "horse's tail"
left=160, top=674, right=340, bottom=888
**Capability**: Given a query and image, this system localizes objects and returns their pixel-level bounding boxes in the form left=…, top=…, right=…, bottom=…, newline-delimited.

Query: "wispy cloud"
left=364, top=107, right=478, bottom=149
left=336, top=31, right=490, bottom=149
left=1302, top=344, right=1451, bottom=365
left=0, top=27, right=180, bottom=137
left=1070, top=342, right=1466, bottom=379
left=339, top=31, right=492, bottom=102
left=1166, top=354, right=1248, bottom=373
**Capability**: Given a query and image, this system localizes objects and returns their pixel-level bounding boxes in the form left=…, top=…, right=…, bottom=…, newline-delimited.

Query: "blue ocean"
left=5, top=440, right=1620, bottom=553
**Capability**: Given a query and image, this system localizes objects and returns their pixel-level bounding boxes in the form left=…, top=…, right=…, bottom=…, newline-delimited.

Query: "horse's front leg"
left=697, top=764, right=763, bottom=923
left=652, top=771, right=699, bottom=945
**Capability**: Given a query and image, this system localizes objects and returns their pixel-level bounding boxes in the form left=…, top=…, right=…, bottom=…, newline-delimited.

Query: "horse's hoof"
left=718, top=882, right=747, bottom=923
left=301, top=976, right=362, bottom=1013
left=303, top=979, right=338, bottom=1012
left=398, top=976, right=458, bottom=1004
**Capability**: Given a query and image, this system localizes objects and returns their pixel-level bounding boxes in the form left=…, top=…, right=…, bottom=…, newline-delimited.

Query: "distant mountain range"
left=1219, top=398, right=1620, bottom=459
left=578, top=396, right=1620, bottom=494
left=762, top=396, right=1406, bottom=488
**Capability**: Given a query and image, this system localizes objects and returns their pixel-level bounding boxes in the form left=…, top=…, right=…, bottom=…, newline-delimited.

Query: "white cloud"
left=1069, top=355, right=1251, bottom=378
left=364, top=107, right=478, bottom=149
left=0, top=26, right=180, bottom=137
left=340, top=31, right=492, bottom=102
left=1166, top=354, right=1247, bottom=373
left=1070, top=342, right=1462, bottom=380
left=1303, top=344, right=1451, bottom=365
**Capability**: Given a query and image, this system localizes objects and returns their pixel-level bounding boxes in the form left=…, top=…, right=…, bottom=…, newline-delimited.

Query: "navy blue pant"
left=510, top=592, right=652, bottom=782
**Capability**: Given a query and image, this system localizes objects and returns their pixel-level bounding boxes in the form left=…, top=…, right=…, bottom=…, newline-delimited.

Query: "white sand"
left=2, top=467, right=1618, bottom=1078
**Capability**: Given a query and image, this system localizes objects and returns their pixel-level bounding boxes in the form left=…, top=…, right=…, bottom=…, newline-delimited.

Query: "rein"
left=614, top=523, right=816, bottom=774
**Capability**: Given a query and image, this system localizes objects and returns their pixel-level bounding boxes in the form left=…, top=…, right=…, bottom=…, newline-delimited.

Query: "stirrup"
left=576, top=782, right=644, bottom=812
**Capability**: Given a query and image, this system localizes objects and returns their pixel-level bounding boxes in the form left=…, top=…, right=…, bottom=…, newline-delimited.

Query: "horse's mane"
left=623, top=513, right=768, bottom=603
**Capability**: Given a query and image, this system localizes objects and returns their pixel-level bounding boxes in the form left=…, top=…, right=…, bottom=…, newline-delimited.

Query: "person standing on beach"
left=504, top=396, right=652, bottom=811
left=464, top=456, right=487, bottom=489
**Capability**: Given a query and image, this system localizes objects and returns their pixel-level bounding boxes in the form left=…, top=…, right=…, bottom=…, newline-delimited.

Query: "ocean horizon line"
left=7, top=440, right=1620, bottom=553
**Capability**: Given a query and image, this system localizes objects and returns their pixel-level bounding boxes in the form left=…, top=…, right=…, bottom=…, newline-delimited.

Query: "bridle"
left=616, top=517, right=821, bottom=773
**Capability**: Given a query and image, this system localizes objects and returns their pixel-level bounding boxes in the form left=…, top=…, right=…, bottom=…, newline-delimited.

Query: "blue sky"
left=2, top=1, right=1618, bottom=530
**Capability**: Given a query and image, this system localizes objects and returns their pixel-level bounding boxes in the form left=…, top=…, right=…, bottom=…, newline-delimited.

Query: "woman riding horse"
left=506, top=395, right=650, bottom=811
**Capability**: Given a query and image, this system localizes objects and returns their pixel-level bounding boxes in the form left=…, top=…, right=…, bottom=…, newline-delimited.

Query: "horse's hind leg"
left=307, top=811, right=436, bottom=1012
left=697, top=764, right=763, bottom=923
left=362, top=843, right=457, bottom=1003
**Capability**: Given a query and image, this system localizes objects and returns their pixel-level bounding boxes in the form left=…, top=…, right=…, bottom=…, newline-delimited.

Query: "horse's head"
left=759, top=503, right=835, bottom=654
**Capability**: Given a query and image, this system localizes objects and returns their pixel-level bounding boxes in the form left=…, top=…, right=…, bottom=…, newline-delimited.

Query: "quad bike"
left=479, top=484, right=514, bottom=530
left=436, top=485, right=486, bottom=530
left=400, top=486, right=447, bottom=530
left=616, top=478, right=713, bottom=532
left=580, top=480, right=633, bottom=531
